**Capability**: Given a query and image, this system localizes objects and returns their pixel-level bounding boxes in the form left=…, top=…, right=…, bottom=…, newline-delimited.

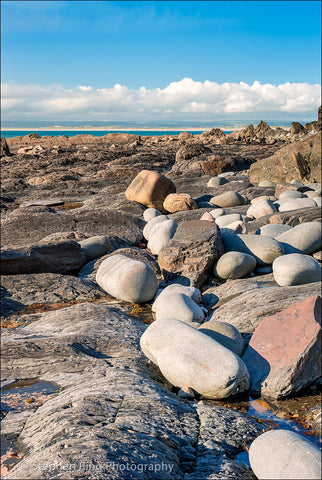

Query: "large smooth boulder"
left=222, top=233, right=284, bottom=265
left=199, top=320, right=244, bottom=356
left=158, top=220, right=224, bottom=288
left=163, top=193, right=198, bottom=213
left=154, top=292, right=204, bottom=325
left=249, top=430, right=321, bottom=479
left=210, top=191, right=247, bottom=208
left=242, top=296, right=321, bottom=398
left=278, top=197, right=318, bottom=212
left=125, top=170, right=176, bottom=211
left=0, top=241, right=87, bottom=275
left=214, top=251, right=256, bottom=279
left=143, top=214, right=169, bottom=241
left=147, top=219, right=178, bottom=255
left=152, top=284, right=201, bottom=312
left=78, top=235, right=110, bottom=261
left=273, top=253, right=322, bottom=286
left=256, top=223, right=292, bottom=238
left=278, top=190, right=303, bottom=200
left=140, top=318, right=250, bottom=398
left=247, top=199, right=277, bottom=219
left=275, top=222, right=322, bottom=254
left=96, top=254, right=158, bottom=303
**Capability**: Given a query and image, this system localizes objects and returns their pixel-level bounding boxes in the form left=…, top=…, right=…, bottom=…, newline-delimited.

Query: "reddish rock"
left=163, top=193, right=198, bottom=213
left=242, top=296, right=322, bottom=399
left=274, top=183, right=301, bottom=198
left=158, top=220, right=224, bottom=288
left=125, top=170, right=176, bottom=211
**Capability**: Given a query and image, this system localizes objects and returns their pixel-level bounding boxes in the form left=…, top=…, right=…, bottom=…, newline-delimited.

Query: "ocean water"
left=1, top=130, right=230, bottom=138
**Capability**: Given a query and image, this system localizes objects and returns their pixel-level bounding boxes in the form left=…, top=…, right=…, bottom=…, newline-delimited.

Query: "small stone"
left=278, top=190, right=303, bottom=200
left=208, top=208, right=225, bottom=219
left=154, top=292, right=205, bottom=325
left=249, top=430, right=321, bottom=480
left=215, top=214, right=242, bottom=228
left=207, top=176, right=228, bottom=187
left=143, top=208, right=162, bottom=222
left=199, top=320, right=244, bottom=356
left=200, top=212, right=215, bottom=221
left=163, top=193, right=198, bottom=213
left=210, top=191, right=247, bottom=208
left=79, top=235, right=110, bottom=261
left=258, top=180, right=275, bottom=187
left=152, top=284, right=201, bottom=312
left=278, top=197, right=317, bottom=212
left=177, top=387, right=196, bottom=399
left=218, top=171, right=235, bottom=177
left=147, top=219, right=178, bottom=255
left=273, top=253, right=322, bottom=286
left=247, top=199, right=277, bottom=218
left=143, top=214, right=169, bottom=241
left=214, top=251, right=256, bottom=279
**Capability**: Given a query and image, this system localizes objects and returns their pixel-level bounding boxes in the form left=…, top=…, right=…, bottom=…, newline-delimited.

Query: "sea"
left=1, top=119, right=308, bottom=139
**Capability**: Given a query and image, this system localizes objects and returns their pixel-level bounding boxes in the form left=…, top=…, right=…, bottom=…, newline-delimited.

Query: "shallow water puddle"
left=0, top=440, right=24, bottom=476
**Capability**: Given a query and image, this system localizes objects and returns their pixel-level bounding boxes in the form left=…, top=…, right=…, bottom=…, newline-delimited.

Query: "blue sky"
left=1, top=1, right=321, bottom=121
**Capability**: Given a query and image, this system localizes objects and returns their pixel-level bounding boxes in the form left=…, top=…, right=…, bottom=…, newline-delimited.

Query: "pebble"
left=152, top=284, right=201, bottom=312
left=163, top=193, right=198, bottom=213
left=214, top=251, right=256, bottom=279
left=215, top=214, right=242, bottom=228
left=143, top=214, right=169, bottom=241
left=275, top=222, right=322, bottom=254
left=222, top=233, right=284, bottom=265
left=247, top=198, right=277, bottom=218
left=143, top=208, right=162, bottom=222
left=278, top=190, right=303, bottom=200
left=147, top=219, right=178, bottom=255
left=303, top=190, right=321, bottom=199
left=258, top=180, right=275, bottom=187
left=249, top=430, right=321, bottom=480
left=210, top=191, right=247, bottom=208
left=278, top=197, right=317, bottom=212
left=199, top=320, right=244, bottom=356
left=96, top=254, right=158, bottom=303
left=218, top=171, right=235, bottom=177
left=208, top=208, right=225, bottom=219
left=140, top=317, right=250, bottom=398
left=207, top=176, right=228, bottom=187
left=154, top=292, right=204, bottom=325
left=290, top=179, right=304, bottom=185
left=200, top=212, right=215, bottom=221
left=273, top=253, right=322, bottom=286
left=78, top=236, right=110, bottom=262
left=256, top=223, right=292, bottom=238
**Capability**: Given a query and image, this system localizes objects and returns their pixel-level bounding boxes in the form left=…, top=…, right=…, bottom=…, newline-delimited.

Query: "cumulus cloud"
left=1, top=78, right=321, bottom=120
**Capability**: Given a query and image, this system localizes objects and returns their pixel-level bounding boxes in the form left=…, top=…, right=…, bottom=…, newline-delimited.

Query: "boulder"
left=96, top=254, right=158, bottom=303
left=268, top=207, right=322, bottom=227
left=278, top=197, right=318, bottom=212
left=249, top=132, right=322, bottom=184
left=215, top=214, right=242, bottom=228
left=147, top=219, right=178, bottom=255
left=256, top=223, right=292, bottom=238
left=154, top=292, right=205, bottom=325
left=210, top=191, right=247, bottom=208
left=247, top=199, right=277, bottom=218
left=0, top=241, right=87, bottom=275
left=140, top=318, right=250, bottom=398
left=214, top=251, right=256, bottom=279
left=273, top=253, right=322, bottom=286
left=158, top=220, right=224, bottom=288
left=143, top=214, right=169, bottom=241
left=199, top=320, right=244, bottom=356
left=0, top=137, right=10, bottom=157
left=143, top=208, right=162, bottom=222
left=249, top=430, right=321, bottom=480
left=278, top=190, right=303, bottom=200
left=125, top=170, right=176, bottom=211
left=222, top=233, right=284, bottom=265
left=242, top=295, right=321, bottom=398
left=220, top=221, right=247, bottom=235
left=163, top=193, right=198, bottom=213
left=209, top=208, right=225, bottom=219
left=78, top=235, right=110, bottom=261
left=152, top=284, right=201, bottom=312
left=275, top=222, right=322, bottom=254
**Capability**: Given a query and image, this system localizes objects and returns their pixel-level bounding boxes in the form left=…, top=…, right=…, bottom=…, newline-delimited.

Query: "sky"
left=1, top=0, right=321, bottom=122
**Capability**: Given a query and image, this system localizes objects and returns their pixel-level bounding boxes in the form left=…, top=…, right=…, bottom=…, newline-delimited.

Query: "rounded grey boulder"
left=147, top=219, right=178, bottom=255
left=215, top=213, right=242, bottom=228
left=143, top=208, right=162, bottom=222
left=256, top=223, right=292, bottom=238
left=275, top=222, right=322, bottom=254
left=249, top=430, right=321, bottom=480
left=79, top=236, right=110, bottom=261
left=278, top=197, right=317, bottom=212
left=222, top=233, right=284, bottom=265
left=143, top=214, right=169, bottom=241
left=278, top=190, right=303, bottom=200
left=154, top=292, right=204, bottom=325
left=207, top=176, right=228, bottom=187
left=210, top=191, right=247, bottom=208
left=247, top=199, right=277, bottom=219
left=273, top=253, right=322, bottom=286
left=214, top=251, right=256, bottom=279
left=209, top=208, right=225, bottom=219
left=199, top=320, right=244, bottom=356
left=152, top=284, right=201, bottom=312
left=96, top=254, right=158, bottom=303
left=140, top=317, right=250, bottom=398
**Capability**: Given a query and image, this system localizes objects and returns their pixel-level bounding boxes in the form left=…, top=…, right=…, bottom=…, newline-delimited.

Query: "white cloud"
left=1, top=78, right=321, bottom=120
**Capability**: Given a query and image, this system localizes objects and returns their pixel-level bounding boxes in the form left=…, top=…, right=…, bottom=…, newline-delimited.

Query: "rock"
left=275, top=222, right=322, bottom=254
left=291, top=179, right=304, bottom=185
left=142, top=214, right=169, bottom=241
left=207, top=176, right=228, bottom=187
left=206, top=280, right=322, bottom=333
left=218, top=171, right=235, bottom=177
left=274, top=183, right=302, bottom=198
left=125, top=170, right=176, bottom=211
left=258, top=180, right=275, bottom=187
left=304, top=190, right=322, bottom=199
left=158, top=220, right=224, bottom=288
left=152, top=284, right=201, bottom=312
left=249, top=430, right=321, bottom=479
left=215, top=214, right=242, bottom=228
left=249, top=132, right=322, bottom=184
left=163, top=193, right=198, bottom=213
left=273, top=253, right=322, bottom=286
left=140, top=318, right=250, bottom=398
left=147, top=219, right=178, bottom=255
left=305, top=182, right=322, bottom=192
left=0, top=137, right=10, bottom=157
left=222, top=233, right=284, bottom=265
left=250, top=195, right=272, bottom=204
left=0, top=241, right=87, bottom=275
left=214, top=251, right=256, bottom=280
left=199, top=320, right=244, bottom=356
left=143, top=208, right=162, bottom=222
left=255, top=265, right=273, bottom=274
left=256, top=223, right=292, bottom=238
left=96, top=254, right=158, bottom=303
left=154, top=292, right=205, bottom=325
left=220, top=220, right=247, bottom=235
left=210, top=191, right=247, bottom=208
left=268, top=207, right=322, bottom=227
left=290, top=121, right=306, bottom=137
left=278, top=190, right=303, bottom=200
left=313, top=250, right=322, bottom=262
left=200, top=211, right=215, bottom=221
left=209, top=208, right=225, bottom=218
left=313, top=196, right=322, bottom=207
left=242, top=296, right=321, bottom=398
left=247, top=199, right=277, bottom=218
left=278, top=197, right=318, bottom=212
left=78, top=235, right=110, bottom=261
